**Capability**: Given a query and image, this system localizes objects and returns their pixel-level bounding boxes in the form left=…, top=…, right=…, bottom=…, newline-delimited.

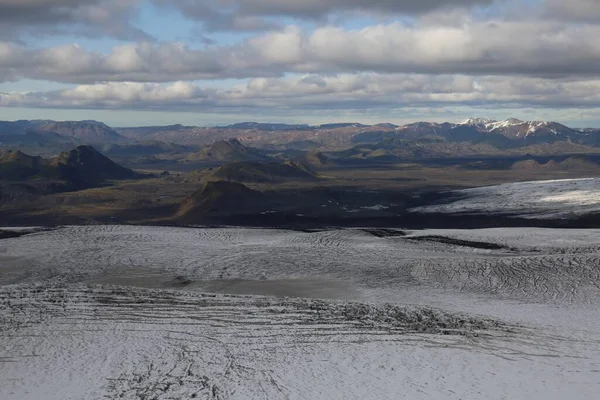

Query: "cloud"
left=0, top=42, right=228, bottom=83
left=242, top=21, right=600, bottom=76
left=2, top=0, right=600, bottom=122
left=0, top=0, right=149, bottom=40
left=235, top=0, right=493, bottom=17
left=60, top=81, right=206, bottom=104
left=4, top=19, right=600, bottom=84
left=3, top=74, right=600, bottom=112
left=153, top=0, right=495, bottom=31
left=543, top=0, right=600, bottom=22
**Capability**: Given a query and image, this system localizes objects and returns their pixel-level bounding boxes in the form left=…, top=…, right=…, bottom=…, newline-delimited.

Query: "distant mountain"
left=348, top=118, right=600, bottom=151
left=317, top=123, right=367, bottom=129
left=0, top=121, right=77, bottom=153
left=207, top=161, right=317, bottom=183
left=175, top=181, right=266, bottom=220
left=115, top=124, right=194, bottom=138
left=186, top=139, right=271, bottom=163
left=335, top=141, right=440, bottom=160
left=0, top=120, right=49, bottom=136
left=558, top=155, right=600, bottom=170
left=395, top=122, right=456, bottom=140
left=4, top=118, right=600, bottom=157
left=35, top=121, right=126, bottom=143
left=456, top=118, right=578, bottom=141
left=512, top=155, right=600, bottom=171
left=0, top=131, right=75, bottom=146
left=295, top=152, right=332, bottom=169
left=99, top=140, right=190, bottom=156
left=0, top=120, right=128, bottom=146
left=0, top=146, right=140, bottom=187
left=279, top=140, right=322, bottom=151
left=375, top=123, right=399, bottom=129
left=458, top=118, right=496, bottom=127
left=218, top=122, right=312, bottom=131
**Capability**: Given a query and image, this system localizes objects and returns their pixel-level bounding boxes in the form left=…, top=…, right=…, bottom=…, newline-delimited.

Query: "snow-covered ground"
left=410, top=178, right=600, bottom=218
left=1, top=226, right=600, bottom=399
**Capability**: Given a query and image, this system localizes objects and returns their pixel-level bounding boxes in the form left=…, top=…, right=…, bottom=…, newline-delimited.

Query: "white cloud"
left=0, top=41, right=226, bottom=83
left=246, top=21, right=600, bottom=75
left=61, top=81, right=203, bottom=103
left=4, top=19, right=600, bottom=85
left=3, top=74, right=600, bottom=112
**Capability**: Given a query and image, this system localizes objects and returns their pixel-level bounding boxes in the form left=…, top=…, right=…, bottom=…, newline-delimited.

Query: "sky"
left=1, top=0, right=600, bottom=127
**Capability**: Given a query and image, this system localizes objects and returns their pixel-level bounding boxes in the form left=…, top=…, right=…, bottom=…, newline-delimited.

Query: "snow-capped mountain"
left=485, top=118, right=523, bottom=131
left=458, top=118, right=497, bottom=126
left=349, top=117, right=600, bottom=149
left=489, top=120, right=572, bottom=139
left=456, top=118, right=575, bottom=140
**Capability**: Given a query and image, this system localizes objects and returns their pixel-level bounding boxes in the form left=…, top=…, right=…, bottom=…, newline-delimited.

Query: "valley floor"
left=1, top=226, right=600, bottom=399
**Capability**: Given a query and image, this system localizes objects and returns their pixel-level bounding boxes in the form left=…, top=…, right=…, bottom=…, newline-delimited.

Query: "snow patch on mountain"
left=457, top=117, right=497, bottom=126
left=485, top=118, right=524, bottom=130
left=455, top=118, right=572, bottom=138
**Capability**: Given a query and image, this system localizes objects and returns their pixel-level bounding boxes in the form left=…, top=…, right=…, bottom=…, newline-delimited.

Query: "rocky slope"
left=185, top=139, right=272, bottom=163
left=175, top=181, right=267, bottom=221
left=0, top=146, right=140, bottom=186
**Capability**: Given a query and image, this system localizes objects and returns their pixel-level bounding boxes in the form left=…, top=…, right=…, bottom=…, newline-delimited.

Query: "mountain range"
left=2, top=118, right=600, bottom=160
left=2, top=123, right=600, bottom=227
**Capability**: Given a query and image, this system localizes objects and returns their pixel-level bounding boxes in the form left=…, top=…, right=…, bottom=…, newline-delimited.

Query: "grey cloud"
left=152, top=0, right=283, bottom=32
left=0, top=0, right=150, bottom=40
left=153, top=0, right=494, bottom=31
left=234, top=0, right=494, bottom=17
left=543, top=0, right=600, bottom=22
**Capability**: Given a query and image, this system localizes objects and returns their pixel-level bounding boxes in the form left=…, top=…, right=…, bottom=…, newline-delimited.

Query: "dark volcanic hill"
left=295, top=151, right=332, bottom=169
left=175, top=181, right=266, bottom=221
left=186, top=139, right=272, bottom=164
left=50, top=145, right=140, bottom=185
left=208, top=161, right=317, bottom=183
left=0, top=150, right=55, bottom=180
left=0, top=146, right=139, bottom=187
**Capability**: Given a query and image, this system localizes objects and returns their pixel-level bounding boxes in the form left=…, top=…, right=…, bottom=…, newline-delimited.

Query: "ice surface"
left=1, top=226, right=600, bottom=399
left=410, top=178, right=600, bottom=218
